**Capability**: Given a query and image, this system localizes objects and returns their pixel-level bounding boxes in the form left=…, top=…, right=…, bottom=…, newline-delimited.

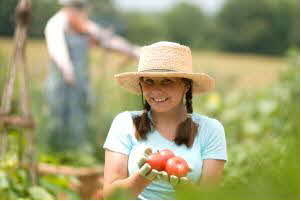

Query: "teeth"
left=153, top=98, right=167, bottom=102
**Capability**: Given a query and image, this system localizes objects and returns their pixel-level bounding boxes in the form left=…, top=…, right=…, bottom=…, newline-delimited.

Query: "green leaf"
left=0, top=171, right=9, bottom=190
left=28, top=186, right=54, bottom=200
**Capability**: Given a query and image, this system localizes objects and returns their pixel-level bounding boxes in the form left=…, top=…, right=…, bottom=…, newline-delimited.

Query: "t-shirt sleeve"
left=103, top=112, right=134, bottom=155
left=202, top=119, right=227, bottom=161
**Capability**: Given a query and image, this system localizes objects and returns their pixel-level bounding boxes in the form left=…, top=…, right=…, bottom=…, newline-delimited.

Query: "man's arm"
left=44, top=11, right=75, bottom=85
left=85, top=20, right=139, bottom=59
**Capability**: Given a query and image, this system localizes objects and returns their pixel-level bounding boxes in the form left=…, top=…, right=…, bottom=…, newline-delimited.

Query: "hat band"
left=139, top=68, right=178, bottom=72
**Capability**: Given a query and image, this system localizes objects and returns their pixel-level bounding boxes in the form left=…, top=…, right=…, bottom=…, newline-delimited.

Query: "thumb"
left=144, top=147, right=152, bottom=156
left=137, top=157, right=147, bottom=168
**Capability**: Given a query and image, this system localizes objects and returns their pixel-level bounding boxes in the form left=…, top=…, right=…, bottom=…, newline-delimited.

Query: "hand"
left=157, top=168, right=192, bottom=186
left=125, top=45, right=140, bottom=60
left=137, top=147, right=160, bottom=181
left=63, top=70, right=75, bottom=87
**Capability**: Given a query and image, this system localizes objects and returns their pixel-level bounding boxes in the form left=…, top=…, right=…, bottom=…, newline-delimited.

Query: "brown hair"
left=132, top=78, right=198, bottom=147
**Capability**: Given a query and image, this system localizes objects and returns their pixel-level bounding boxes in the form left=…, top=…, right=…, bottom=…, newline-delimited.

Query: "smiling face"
left=140, top=77, right=189, bottom=113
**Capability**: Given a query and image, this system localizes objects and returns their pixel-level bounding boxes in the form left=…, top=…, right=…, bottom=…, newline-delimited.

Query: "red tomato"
left=165, top=156, right=189, bottom=177
left=146, top=153, right=165, bottom=171
left=158, top=149, right=175, bottom=168
left=146, top=149, right=175, bottom=171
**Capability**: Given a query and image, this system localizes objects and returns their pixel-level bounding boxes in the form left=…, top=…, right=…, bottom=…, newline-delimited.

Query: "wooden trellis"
left=0, top=0, right=37, bottom=185
left=0, top=1, right=129, bottom=198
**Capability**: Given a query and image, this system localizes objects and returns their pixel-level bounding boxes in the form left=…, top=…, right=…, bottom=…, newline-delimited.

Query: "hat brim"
left=114, top=71, right=215, bottom=95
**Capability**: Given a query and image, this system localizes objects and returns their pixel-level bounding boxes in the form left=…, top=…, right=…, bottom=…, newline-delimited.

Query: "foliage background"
left=0, top=0, right=299, bottom=55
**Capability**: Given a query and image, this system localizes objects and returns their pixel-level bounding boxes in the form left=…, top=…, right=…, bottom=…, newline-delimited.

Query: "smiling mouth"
left=151, top=97, right=168, bottom=103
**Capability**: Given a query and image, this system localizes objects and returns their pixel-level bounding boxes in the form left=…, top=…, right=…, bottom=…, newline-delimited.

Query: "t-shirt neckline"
left=146, top=110, right=193, bottom=145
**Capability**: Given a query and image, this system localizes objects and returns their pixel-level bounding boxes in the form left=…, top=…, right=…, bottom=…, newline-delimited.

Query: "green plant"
left=216, top=0, right=299, bottom=55
left=175, top=49, right=300, bottom=199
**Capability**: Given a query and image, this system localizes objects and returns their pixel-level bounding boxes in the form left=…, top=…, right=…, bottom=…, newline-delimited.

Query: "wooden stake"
left=0, top=0, right=37, bottom=185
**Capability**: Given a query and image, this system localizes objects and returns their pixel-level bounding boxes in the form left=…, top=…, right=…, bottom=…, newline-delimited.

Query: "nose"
left=149, top=86, right=165, bottom=96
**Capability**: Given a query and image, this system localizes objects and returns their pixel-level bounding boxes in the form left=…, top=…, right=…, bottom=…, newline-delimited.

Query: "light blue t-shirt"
left=103, top=111, right=227, bottom=200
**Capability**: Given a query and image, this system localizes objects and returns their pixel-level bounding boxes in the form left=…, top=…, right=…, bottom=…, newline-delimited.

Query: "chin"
left=152, top=108, right=169, bottom=113
left=150, top=105, right=174, bottom=113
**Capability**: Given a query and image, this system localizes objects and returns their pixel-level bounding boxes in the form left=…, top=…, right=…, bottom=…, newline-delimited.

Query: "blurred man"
left=44, top=0, right=139, bottom=154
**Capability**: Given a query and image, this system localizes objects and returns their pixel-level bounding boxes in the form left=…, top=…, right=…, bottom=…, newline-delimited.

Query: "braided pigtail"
left=175, top=79, right=198, bottom=147
left=132, top=83, right=152, bottom=140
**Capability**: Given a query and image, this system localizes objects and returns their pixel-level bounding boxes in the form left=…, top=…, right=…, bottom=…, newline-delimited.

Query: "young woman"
left=103, top=41, right=227, bottom=200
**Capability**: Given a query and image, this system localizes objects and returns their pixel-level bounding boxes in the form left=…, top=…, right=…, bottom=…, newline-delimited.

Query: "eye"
left=142, top=78, right=154, bottom=86
left=161, top=78, right=174, bottom=85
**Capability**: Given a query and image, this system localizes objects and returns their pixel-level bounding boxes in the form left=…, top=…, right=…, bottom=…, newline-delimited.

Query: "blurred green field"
left=0, top=37, right=287, bottom=92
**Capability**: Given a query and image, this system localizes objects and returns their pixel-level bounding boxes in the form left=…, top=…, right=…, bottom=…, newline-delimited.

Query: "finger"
left=137, top=157, right=147, bottom=168
left=153, top=174, right=160, bottom=181
left=157, top=171, right=169, bottom=182
left=170, top=175, right=179, bottom=186
left=179, top=177, right=189, bottom=185
left=153, top=170, right=164, bottom=181
left=156, top=171, right=163, bottom=180
left=146, top=169, right=159, bottom=180
left=139, top=163, right=151, bottom=177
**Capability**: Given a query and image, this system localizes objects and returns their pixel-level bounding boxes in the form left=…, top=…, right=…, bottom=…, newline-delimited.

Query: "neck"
left=151, top=104, right=187, bottom=125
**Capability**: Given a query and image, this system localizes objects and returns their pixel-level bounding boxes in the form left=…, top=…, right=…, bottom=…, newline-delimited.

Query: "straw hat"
left=114, top=41, right=215, bottom=95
